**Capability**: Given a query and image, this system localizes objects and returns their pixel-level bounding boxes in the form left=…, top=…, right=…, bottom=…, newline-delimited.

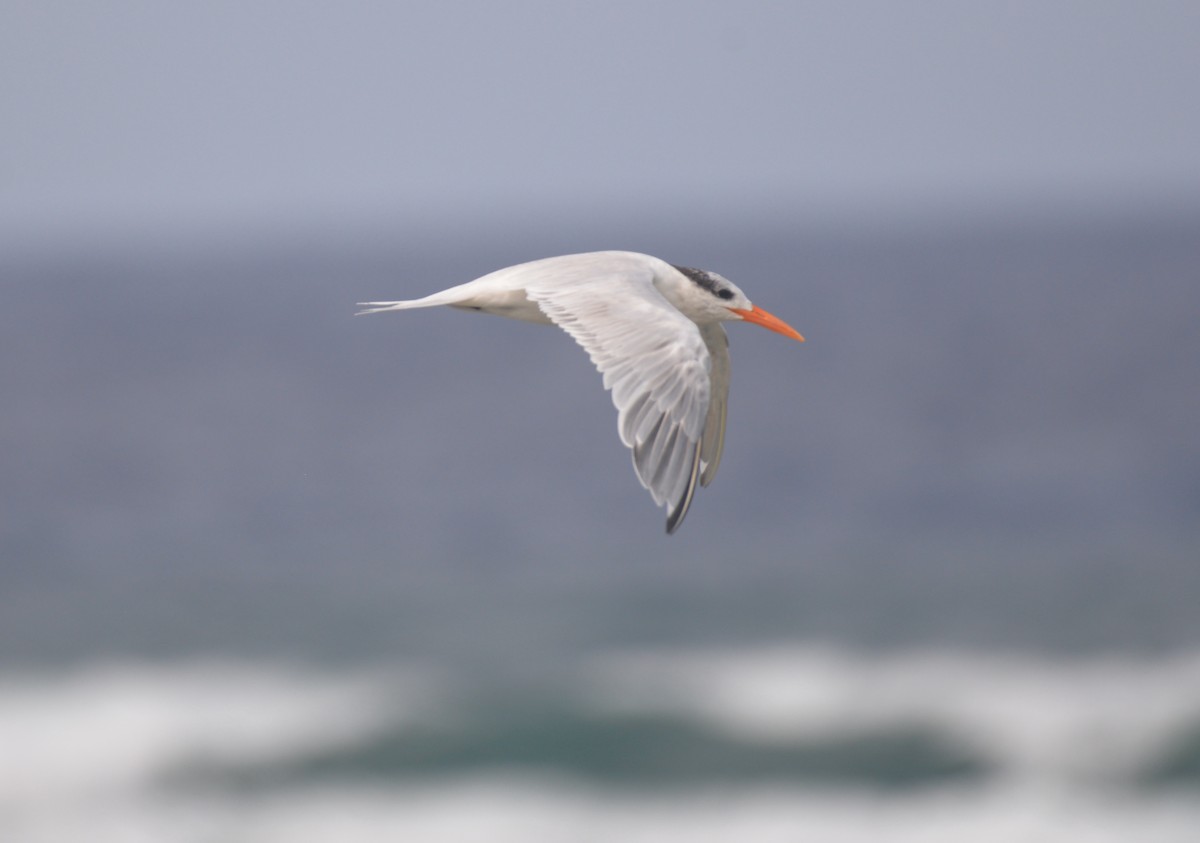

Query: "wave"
left=175, top=706, right=990, bottom=792
left=585, top=645, right=1200, bottom=787
left=3, top=647, right=1199, bottom=842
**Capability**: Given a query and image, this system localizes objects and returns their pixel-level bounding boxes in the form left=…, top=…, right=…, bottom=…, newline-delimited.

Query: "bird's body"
left=358, top=251, right=803, bottom=533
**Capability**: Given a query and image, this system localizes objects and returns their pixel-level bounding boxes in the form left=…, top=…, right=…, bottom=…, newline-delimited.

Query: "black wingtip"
left=665, top=510, right=684, bottom=535
left=664, top=442, right=703, bottom=535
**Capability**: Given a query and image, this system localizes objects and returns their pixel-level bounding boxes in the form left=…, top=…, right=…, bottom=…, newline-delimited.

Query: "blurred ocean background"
left=4, top=3, right=1200, bottom=841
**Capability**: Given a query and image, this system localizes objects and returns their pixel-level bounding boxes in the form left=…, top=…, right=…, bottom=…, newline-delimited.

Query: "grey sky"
left=4, top=1, right=1199, bottom=242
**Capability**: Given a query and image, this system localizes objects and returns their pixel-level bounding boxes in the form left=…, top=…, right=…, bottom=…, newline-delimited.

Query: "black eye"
left=717, top=289, right=734, bottom=300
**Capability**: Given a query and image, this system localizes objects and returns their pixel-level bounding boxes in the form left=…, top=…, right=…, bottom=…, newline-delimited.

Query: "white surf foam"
left=586, top=645, right=1200, bottom=783
left=3, top=648, right=1199, bottom=843
left=7, top=778, right=1200, bottom=843
left=0, top=660, right=424, bottom=806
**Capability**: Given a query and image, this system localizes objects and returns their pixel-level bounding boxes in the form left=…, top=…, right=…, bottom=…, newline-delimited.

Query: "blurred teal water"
left=4, top=650, right=1200, bottom=842
left=3, top=210, right=1199, bottom=840
left=3, top=210, right=1199, bottom=668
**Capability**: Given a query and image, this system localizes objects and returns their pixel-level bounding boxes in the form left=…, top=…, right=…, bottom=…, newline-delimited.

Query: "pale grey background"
left=5, top=1, right=1199, bottom=243
left=2, top=2, right=1199, bottom=664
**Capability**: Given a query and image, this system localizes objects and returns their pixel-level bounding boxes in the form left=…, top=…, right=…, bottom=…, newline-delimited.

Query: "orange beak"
left=728, top=305, right=805, bottom=341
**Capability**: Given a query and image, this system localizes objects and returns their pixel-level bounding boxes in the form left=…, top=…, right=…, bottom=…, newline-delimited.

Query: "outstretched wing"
left=523, top=256, right=712, bottom=533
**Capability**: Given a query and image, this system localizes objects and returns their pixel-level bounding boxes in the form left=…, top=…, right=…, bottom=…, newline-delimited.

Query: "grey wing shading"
left=698, top=323, right=730, bottom=487
left=524, top=262, right=712, bottom=533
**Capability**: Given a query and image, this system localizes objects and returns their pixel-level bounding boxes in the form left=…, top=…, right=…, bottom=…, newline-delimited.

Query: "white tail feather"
left=355, top=301, right=411, bottom=316
left=355, top=295, right=456, bottom=316
left=355, top=282, right=488, bottom=316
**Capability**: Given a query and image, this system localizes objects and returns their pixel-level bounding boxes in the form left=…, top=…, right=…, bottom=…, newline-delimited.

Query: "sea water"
left=4, top=647, right=1200, bottom=842
left=4, top=213, right=1199, bottom=841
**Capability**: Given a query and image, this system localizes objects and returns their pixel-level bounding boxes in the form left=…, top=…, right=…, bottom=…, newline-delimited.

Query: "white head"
left=667, top=265, right=805, bottom=340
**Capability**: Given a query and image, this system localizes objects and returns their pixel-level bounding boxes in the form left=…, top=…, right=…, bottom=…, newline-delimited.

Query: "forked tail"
left=355, top=300, right=413, bottom=316
left=356, top=283, right=479, bottom=316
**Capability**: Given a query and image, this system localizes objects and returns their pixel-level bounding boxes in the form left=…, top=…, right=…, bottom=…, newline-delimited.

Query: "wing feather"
left=523, top=256, right=712, bottom=532
left=698, top=323, right=730, bottom=486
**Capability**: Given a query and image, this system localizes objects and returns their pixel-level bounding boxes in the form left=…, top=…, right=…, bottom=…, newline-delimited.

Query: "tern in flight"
left=358, top=251, right=804, bottom=533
